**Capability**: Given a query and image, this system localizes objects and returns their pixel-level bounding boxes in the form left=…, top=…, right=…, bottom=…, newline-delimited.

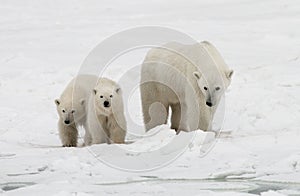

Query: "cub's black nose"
left=64, top=120, right=70, bottom=124
left=104, top=101, right=110, bottom=107
left=206, top=101, right=213, bottom=107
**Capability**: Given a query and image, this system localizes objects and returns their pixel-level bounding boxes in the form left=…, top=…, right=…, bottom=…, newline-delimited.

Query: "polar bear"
left=85, top=78, right=126, bottom=145
left=55, top=75, right=98, bottom=147
left=140, top=41, right=233, bottom=132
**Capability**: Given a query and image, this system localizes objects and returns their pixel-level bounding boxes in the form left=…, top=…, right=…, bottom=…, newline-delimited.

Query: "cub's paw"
left=62, top=143, right=77, bottom=147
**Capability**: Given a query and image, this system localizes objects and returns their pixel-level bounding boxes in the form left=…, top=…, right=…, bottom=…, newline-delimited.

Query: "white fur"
left=55, top=75, right=98, bottom=147
left=140, top=41, right=233, bottom=132
left=85, top=78, right=127, bottom=145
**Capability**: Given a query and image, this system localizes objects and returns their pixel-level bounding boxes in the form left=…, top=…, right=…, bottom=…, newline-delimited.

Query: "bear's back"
left=60, top=75, right=98, bottom=103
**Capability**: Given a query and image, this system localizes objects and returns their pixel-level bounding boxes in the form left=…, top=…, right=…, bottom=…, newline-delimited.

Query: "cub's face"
left=193, top=70, right=233, bottom=107
left=93, top=86, right=121, bottom=116
left=55, top=99, right=85, bottom=125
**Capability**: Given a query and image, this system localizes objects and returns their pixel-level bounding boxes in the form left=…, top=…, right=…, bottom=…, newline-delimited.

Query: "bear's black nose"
left=64, top=120, right=70, bottom=125
left=206, top=101, right=213, bottom=107
left=104, top=101, right=110, bottom=107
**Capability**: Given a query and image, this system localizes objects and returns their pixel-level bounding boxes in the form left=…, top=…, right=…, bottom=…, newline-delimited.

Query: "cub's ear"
left=227, top=70, right=234, bottom=79
left=193, top=71, right=201, bottom=80
left=93, top=89, right=97, bottom=95
left=115, top=87, right=121, bottom=94
left=80, top=99, right=85, bottom=106
left=55, top=99, right=60, bottom=106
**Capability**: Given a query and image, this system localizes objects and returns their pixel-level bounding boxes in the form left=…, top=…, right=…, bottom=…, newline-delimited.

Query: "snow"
left=0, top=0, right=300, bottom=195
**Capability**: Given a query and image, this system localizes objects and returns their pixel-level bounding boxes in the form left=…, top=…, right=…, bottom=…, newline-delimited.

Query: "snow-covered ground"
left=0, top=0, right=300, bottom=195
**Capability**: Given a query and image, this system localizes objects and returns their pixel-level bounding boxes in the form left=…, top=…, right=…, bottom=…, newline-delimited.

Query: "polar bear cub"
left=140, top=41, right=233, bottom=132
left=85, top=78, right=126, bottom=145
left=55, top=75, right=98, bottom=147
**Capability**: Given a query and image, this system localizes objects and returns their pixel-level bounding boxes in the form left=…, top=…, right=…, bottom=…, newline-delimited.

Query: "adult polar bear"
left=140, top=41, right=233, bottom=132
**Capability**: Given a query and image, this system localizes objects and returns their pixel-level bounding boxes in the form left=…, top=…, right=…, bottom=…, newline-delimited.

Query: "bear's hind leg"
left=141, top=82, right=153, bottom=130
left=83, top=122, right=92, bottom=146
left=170, top=103, right=181, bottom=131
left=141, top=82, right=169, bottom=131
left=172, top=102, right=189, bottom=134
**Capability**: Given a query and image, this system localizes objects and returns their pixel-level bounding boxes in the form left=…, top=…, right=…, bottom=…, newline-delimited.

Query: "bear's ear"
left=193, top=71, right=201, bottom=80
left=226, top=70, right=234, bottom=79
left=93, top=89, right=97, bottom=95
left=55, top=99, right=60, bottom=106
left=115, top=87, right=121, bottom=94
left=80, top=99, right=85, bottom=106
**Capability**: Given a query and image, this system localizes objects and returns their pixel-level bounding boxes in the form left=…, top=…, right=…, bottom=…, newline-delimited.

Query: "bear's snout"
left=64, top=120, right=70, bottom=125
left=206, top=101, right=213, bottom=107
left=104, top=101, right=110, bottom=108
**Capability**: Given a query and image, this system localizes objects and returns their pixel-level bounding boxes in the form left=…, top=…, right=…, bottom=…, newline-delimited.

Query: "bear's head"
left=93, top=84, right=122, bottom=117
left=54, top=98, right=85, bottom=125
left=193, top=69, right=233, bottom=108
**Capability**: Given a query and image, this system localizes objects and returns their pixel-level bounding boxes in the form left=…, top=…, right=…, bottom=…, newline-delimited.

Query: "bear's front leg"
left=108, top=115, right=126, bottom=144
left=109, top=126, right=126, bottom=144
left=91, top=130, right=106, bottom=144
left=58, top=120, right=78, bottom=147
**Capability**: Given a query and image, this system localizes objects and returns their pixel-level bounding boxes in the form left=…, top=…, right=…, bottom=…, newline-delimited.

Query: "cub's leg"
left=109, top=127, right=126, bottom=144
left=58, top=120, right=78, bottom=147
left=108, top=117, right=126, bottom=144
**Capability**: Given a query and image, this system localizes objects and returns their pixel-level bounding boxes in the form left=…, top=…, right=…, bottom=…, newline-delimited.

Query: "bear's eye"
left=71, top=110, right=75, bottom=114
left=204, top=87, right=208, bottom=91
left=110, top=95, right=113, bottom=98
left=100, top=95, right=103, bottom=98
left=215, top=87, right=220, bottom=91
left=62, top=109, right=65, bottom=113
